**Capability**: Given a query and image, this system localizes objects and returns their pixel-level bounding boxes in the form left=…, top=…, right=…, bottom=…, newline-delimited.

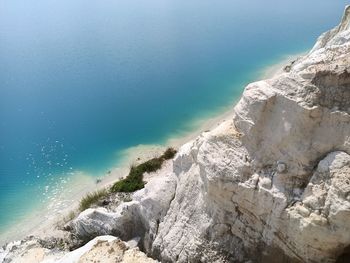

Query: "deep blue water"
left=0, top=0, right=348, bottom=234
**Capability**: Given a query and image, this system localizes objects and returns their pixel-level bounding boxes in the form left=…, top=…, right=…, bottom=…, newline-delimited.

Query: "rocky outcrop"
left=0, top=236, right=157, bottom=263
left=68, top=6, right=350, bottom=262
left=55, top=235, right=157, bottom=263
left=0, top=237, right=62, bottom=263
left=137, top=6, right=350, bottom=262
left=70, top=171, right=177, bottom=251
left=2, top=5, right=350, bottom=263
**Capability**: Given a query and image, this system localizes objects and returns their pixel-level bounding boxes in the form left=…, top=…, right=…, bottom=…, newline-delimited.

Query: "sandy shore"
left=0, top=52, right=304, bottom=246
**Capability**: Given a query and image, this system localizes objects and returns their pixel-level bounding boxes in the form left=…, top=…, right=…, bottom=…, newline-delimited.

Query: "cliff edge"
left=2, top=5, right=350, bottom=263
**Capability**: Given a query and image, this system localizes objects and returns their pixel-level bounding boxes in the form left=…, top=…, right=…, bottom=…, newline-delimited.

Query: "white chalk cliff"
left=2, top=5, right=350, bottom=263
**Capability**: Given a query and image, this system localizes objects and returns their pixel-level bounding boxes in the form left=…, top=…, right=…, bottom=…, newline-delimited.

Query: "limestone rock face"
left=141, top=6, right=350, bottom=262
left=3, top=5, right=350, bottom=263
left=68, top=6, right=350, bottom=263
left=71, top=169, right=177, bottom=251
left=142, top=6, right=350, bottom=263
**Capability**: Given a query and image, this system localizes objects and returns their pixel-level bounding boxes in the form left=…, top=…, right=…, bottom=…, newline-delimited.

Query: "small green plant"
left=57, top=239, right=66, bottom=250
left=161, top=147, right=177, bottom=160
left=110, top=147, right=177, bottom=193
left=67, top=210, right=76, bottom=221
left=110, top=165, right=145, bottom=193
left=79, top=188, right=108, bottom=211
left=61, top=210, right=77, bottom=224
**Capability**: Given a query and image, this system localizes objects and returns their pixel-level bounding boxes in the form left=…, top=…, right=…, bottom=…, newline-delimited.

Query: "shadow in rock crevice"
left=336, top=244, right=350, bottom=263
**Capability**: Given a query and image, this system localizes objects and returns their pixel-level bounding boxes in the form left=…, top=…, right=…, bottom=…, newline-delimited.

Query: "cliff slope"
left=2, top=5, right=350, bottom=263
left=71, top=6, right=350, bottom=262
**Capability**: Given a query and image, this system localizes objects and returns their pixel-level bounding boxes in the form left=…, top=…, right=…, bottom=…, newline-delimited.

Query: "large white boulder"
left=71, top=168, right=177, bottom=250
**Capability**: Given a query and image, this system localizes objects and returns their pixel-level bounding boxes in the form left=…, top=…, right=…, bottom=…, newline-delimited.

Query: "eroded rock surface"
left=145, top=6, right=350, bottom=262
left=55, top=235, right=157, bottom=263
left=2, top=5, right=350, bottom=263
left=0, top=236, right=157, bottom=263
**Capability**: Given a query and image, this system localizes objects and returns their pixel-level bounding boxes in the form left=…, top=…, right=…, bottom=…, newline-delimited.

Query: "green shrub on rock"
left=110, top=147, right=177, bottom=193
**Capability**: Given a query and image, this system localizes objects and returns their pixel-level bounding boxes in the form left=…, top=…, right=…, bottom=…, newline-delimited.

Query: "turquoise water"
left=0, top=0, right=348, bottom=234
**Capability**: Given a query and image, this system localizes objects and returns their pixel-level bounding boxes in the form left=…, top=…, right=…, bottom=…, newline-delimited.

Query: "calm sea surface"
left=0, top=0, right=348, bottom=234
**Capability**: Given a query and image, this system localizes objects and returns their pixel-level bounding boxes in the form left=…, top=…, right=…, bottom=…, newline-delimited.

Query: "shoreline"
left=0, top=51, right=304, bottom=246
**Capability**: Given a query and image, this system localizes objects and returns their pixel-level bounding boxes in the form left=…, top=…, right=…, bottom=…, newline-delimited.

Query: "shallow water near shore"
left=0, top=0, right=348, bottom=242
